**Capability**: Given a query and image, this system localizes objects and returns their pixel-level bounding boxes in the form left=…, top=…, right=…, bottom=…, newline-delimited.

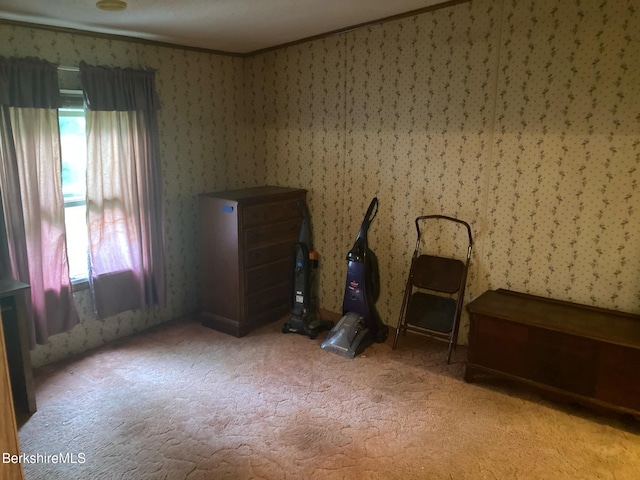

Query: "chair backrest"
left=410, top=215, right=473, bottom=294
left=411, top=254, right=465, bottom=293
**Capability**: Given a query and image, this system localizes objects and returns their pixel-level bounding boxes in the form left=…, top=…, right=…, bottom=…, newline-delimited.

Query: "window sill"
left=71, top=278, right=90, bottom=292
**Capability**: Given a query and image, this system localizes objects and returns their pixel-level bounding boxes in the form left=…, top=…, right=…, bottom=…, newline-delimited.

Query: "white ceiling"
left=0, top=0, right=456, bottom=54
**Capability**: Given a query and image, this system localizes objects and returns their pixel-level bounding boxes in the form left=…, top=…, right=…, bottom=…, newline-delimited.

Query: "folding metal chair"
left=392, top=215, right=473, bottom=363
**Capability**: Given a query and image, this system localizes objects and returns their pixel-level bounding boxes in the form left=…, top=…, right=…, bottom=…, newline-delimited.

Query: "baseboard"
left=317, top=309, right=342, bottom=323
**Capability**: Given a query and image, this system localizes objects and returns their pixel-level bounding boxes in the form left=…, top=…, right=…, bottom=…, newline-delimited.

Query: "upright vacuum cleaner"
left=282, top=200, right=334, bottom=339
left=321, top=197, right=388, bottom=358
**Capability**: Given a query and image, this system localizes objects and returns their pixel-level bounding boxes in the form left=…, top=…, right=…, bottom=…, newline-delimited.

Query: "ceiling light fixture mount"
left=96, top=0, right=128, bottom=12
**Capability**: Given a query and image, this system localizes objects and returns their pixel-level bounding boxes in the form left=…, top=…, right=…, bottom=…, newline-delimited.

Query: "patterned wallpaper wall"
left=246, top=37, right=350, bottom=309
left=247, top=0, right=640, bottom=341
left=0, top=25, right=256, bottom=367
left=245, top=0, right=500, bottom=337
left=1, top=0, right=638, bottom=366
left=487, top=0, right=640, bottom=308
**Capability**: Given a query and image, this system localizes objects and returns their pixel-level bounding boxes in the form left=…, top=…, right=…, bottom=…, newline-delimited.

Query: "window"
left=58, top=90, right=89, bottom=283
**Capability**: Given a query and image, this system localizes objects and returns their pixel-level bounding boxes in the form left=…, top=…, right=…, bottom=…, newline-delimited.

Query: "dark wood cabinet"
left=1, top=308, right=25, bottom=479
left=199, top=186, right=306, bottom=337
left=465, top=289, right=640, bottom=418
left=0, top=278, right=36, bottom=415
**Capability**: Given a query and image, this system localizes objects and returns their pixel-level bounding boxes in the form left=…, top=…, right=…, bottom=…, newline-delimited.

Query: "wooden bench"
left=465, top=289, right=640, bottom=418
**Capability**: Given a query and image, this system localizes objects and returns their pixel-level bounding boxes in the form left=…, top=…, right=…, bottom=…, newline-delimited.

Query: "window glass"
left=59, top=110, right=86, bottom=202
left=59, top=98, right=89, bottom=282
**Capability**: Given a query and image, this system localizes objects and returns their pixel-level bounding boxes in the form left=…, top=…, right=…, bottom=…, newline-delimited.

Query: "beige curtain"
left=85, top=110, right=146, bottom=316
left=0, top=56, right=78, bottom=345
left=80, top=62, right=166, bottom=319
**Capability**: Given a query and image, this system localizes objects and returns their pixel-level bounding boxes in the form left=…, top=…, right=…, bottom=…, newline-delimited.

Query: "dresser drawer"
left=246, top=282, right=289, bottom=318
left=245, top=258, right=291, bottom=293
left=244, top=219, right=301, bottom=248
left=243, top=199, right=301, bottom=228
left=245, top=241, right=294, bottom=268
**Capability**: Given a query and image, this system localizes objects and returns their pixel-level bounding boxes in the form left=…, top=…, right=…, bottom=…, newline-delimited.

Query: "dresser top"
left=0, top=278, right=30, bottom=298
left=200, top=185, right=306, bottom=203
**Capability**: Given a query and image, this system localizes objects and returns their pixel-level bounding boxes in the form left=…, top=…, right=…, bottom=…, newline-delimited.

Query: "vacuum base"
left=320, top=312, right=374, bottom=359
left=282, top=313, right=333, bottom=340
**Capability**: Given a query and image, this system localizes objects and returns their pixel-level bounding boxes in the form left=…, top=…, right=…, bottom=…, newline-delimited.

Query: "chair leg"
left=393, top=278, right=414, bottom=350
left=446, top=336, right=455, bottom=364
left=392, top=316, right=406, bottom=348
left=392, top=327, right=401, bottom=349
left=446, top=302, right=464, bottom=363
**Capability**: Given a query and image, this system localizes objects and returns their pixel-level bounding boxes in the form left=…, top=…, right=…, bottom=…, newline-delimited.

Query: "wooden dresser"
left=465, top=289, right=640, bottom=418
left=199, top=186, right=306, bottom=337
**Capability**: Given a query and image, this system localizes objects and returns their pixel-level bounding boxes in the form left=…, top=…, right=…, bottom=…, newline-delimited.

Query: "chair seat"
left=405, top=292, right=456, bottom=333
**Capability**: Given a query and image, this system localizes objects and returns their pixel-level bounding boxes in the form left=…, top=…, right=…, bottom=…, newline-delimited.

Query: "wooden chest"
left=465, top=289, right=640, bottom=418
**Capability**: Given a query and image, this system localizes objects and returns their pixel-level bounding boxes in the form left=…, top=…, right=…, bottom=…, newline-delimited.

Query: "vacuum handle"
left=363, top=197, right=378, bottom=227
left=296, top=199, right=312, bottom=248
left=296, top=199, right=311, bottom=221
left=347, top=197, right=379, bottom=262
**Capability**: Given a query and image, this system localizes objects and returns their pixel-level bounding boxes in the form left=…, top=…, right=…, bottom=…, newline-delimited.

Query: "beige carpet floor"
left=17, top=315, right=640, bottom=479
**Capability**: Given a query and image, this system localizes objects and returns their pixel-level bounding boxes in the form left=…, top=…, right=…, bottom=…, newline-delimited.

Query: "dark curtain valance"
left=0, top=56, right=61, bottom=108
left=79, top=61, right=159, bottom=112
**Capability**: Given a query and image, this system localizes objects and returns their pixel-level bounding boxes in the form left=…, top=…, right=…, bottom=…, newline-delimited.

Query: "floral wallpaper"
left=246, top=37, right=350, bottom=311
left=1, top=0, right=639, bottom=366
left=487, top=0, right=640, bottom=308
left=246, top=0, right=639, bottom=341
